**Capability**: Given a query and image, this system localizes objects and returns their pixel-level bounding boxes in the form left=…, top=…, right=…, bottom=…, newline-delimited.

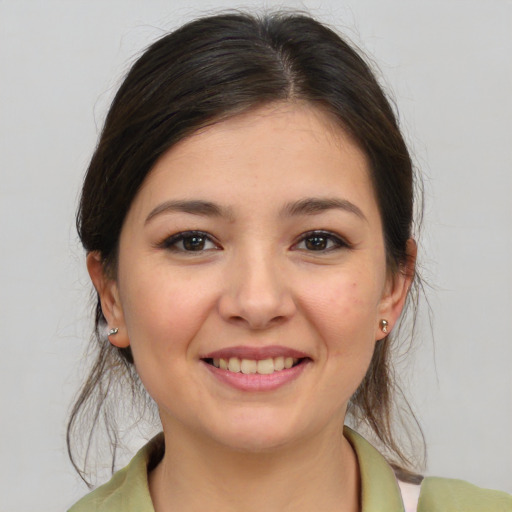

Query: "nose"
left=218, top=249, right=296, bottom=330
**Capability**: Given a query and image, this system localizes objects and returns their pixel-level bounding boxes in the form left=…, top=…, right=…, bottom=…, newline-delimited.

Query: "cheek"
left=117, top=270, right=221, bottom=410
left=299, top=269, right=382, bottom=395
left=295, top=273, right=381, bottom=412
left=119, top=266, right=218, bottom=360
left=303, top=274, right=381, bottom=344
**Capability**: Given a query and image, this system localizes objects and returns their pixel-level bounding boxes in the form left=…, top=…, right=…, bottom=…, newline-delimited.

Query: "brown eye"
left=294, top=231, right=347, bottom=252
left=182, top=235, right=207, bottom=251
left=305, top=235, right=329, bottom=251
left=160, top=231, right=219, bottom=253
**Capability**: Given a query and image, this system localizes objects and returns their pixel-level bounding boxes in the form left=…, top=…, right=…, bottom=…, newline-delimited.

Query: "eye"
left=293, top=231, right=347, bottom=252
left=159, top=231, right=220, bottom=252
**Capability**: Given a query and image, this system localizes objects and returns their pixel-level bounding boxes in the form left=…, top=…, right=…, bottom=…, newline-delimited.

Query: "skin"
left=88, top=102, right=414, bottom=512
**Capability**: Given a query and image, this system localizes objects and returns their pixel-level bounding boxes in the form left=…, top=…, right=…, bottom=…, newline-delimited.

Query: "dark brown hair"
left=69, top=11, right=424, bottom=485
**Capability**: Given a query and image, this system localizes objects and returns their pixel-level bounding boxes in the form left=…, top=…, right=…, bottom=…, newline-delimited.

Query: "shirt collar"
left=129, top=428, right=405, bottom=512
left=344, top=427, right=405, bottom=512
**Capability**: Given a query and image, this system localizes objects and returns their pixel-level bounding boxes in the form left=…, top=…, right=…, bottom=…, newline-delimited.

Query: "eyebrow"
left=145, top=200, right=233, bottom=224
left=281, top=197, right=367, bottom=221
left=145, top=197, right=366, bottom=224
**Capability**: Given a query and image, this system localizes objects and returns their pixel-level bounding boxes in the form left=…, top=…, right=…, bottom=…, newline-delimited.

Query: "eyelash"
left=292, top=230, right=349, bottom=252
left=158, top=229, right=349, bottom=254
left=158, top=230, right=220, bottom=253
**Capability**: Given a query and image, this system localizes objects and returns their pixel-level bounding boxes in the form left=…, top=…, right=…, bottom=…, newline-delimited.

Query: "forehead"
left=131, top=102, right=378, bottom=221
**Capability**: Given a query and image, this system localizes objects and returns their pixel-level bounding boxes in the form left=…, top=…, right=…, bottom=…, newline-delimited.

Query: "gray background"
left=1, top=0, right=511, bottom=509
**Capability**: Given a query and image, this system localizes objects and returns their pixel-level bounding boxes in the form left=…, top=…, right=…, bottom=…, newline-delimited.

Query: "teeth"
left=257, top=358, right=274, bottom=375
left=241, top=359, right=257, bottom=374
left=211, top=356, right=300, bottom=374
left=228, top=357, right=241, bottom=373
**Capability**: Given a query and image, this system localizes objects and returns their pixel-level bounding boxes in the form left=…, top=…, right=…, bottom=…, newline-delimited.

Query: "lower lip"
left=203, top=360, right=308, bottom=392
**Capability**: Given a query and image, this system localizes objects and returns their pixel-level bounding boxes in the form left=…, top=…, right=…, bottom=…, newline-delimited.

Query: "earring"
left=379, top=319, right=389, bottom=334
left=107, top=327, right=119, bottom=336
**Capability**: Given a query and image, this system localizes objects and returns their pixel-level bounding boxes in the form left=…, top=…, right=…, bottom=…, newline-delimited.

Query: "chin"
left=217, top=429, right=298, bottom=454
left=201, top=409, right=315, bottom=454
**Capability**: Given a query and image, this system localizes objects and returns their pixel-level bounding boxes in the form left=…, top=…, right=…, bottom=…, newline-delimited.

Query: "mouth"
left=202, top=356, right=305, bottom=375
left=200, top=346, right=311, bottom=391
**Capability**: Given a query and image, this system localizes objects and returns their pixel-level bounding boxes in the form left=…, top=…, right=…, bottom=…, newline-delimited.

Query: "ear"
left=376, top=239, right=417, bottom=340
left=86, top=251, right=130, bottom=348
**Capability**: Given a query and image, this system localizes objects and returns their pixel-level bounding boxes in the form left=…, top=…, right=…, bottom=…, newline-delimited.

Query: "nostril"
left=218, top=286, right=296, bottom=330
left=229, top=314, right=288, bottom=330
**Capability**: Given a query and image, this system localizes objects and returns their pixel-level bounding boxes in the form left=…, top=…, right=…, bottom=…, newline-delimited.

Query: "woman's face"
left=92, top=103, right=411, bottom=452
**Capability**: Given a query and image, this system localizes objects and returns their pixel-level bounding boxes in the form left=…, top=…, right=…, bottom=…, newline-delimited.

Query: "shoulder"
left=68, top=434, right=163, bottom=512
left=68, top=466, right=139, bottom=512
left=419, top=476, right=512, bottom=512
left=344, top=427, right=511, bottom=512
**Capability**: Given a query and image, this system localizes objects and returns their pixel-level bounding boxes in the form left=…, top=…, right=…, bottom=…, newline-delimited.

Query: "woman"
left=68, top=11, right=511, bottom=512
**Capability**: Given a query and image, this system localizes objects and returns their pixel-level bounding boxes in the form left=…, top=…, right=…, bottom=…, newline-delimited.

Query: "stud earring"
left=379, top=319, right=389, bottom=334
left=107, top=327, right=119, bottom=336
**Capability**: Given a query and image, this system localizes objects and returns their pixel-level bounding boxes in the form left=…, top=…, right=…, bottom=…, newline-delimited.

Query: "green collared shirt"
left=69, top=428, right=512, bottom=511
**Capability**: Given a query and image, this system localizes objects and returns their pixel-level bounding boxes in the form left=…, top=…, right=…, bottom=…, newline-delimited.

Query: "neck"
left=149, top=420, right=360, bottom=512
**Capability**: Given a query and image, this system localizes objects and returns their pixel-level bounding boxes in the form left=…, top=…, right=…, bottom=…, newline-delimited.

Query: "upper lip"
left=201, top=345, right=310, bottom=360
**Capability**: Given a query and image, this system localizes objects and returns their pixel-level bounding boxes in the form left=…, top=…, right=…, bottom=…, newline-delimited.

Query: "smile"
left=205, top=356, right=300, bottom=375
left=200, top=346, right=310, bottom=391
